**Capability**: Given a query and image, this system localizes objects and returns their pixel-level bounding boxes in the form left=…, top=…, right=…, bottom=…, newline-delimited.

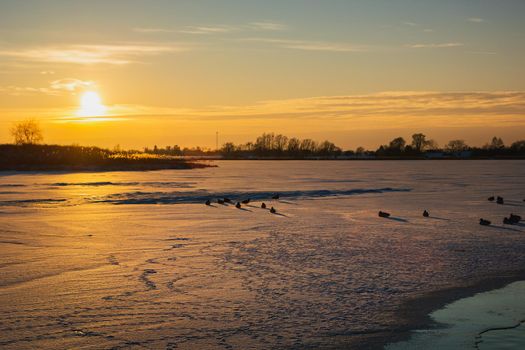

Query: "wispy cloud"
left=100, top=91, right=525, bottom=130
left=4, top=92, right=524, bottom=139
left=401, top=22, right=435, bottom=34
left=49, top=78, right=94, bottom=92
left=407, top=42, right=464, bottom=48
left=0, top=78, right=94, bottom=96
left=137, top=21, right=288, bottom=35
left=0, top=85, right=56, bottom=96
left=179, top=25, right=240, bottom=35
left=468, top=17, right=484, bottom=23
left=178, top=21, right=287, bottom=35
left=241, top=38, right=366, bottom=52
left=249, top=21, right=288, bottom=31
left=283, top=42, right=364, bottom=52
left=0, top=43, right=185, bottom=65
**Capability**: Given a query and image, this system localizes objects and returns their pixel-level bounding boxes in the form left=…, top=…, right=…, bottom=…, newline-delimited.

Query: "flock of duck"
left=205, top=193, right=523, bottom=226
left=378, top=195, right=523, bottom=227
left=378, top=196, right=525, bottom=226
left=205, top=193, right=280, bottom=214
left=479, top=196, right=523, bottom=226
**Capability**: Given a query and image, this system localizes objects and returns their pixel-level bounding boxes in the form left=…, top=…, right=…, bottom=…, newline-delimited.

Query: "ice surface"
left=387, top=281, right=525, bottom=350
left=0, top=160, right=524, bottom=349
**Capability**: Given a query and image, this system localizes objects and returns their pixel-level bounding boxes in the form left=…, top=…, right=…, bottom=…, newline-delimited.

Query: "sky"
left=1, top=0, right=524, bottom=150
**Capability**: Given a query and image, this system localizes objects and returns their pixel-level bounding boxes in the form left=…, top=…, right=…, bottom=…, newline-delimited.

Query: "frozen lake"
left=1, top=160, right=524, bottom=349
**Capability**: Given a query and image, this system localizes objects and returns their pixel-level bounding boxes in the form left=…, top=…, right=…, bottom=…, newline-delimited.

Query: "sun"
left=77, top=91, right=107, bottom=117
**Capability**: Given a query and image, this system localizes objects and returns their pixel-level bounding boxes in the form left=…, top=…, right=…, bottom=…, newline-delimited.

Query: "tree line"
left=2, top=120, right=206, bottom=171
left=375, top=134, right=525, bottom=158
left=143, top=133, right=525, bottom=159
left=5, top=119, right=525, bottom=160
left=220, top=133, right=342, bottom=158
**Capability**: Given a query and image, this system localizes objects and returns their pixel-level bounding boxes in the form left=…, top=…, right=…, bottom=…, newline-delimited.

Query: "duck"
left=242, top=199, right=250, bottom=204
left=496, top=196, right=504, bottom=205
left=487, top=196, right=495, bottom=202
left=235, top=202, right=241, bottom=209
left=479, top=218, right=491, bottom=226
left=423, top=210, right=429, bottom=217
left=509, top=214, right=521, bottom=223
left=261, top=202, right=267, bottom=209
left=378, top=211, right=390, bottom=218
left=503, top=214, right=521, bottom=225
left=270, top=207, right=276, bottom=214
left=272, top=194, right=280, bottom=200
left=205, top=200, right=211, bottom=206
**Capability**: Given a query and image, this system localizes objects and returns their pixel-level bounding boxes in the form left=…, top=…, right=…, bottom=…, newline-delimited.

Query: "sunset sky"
left=1, top=0, right=524, bottom=150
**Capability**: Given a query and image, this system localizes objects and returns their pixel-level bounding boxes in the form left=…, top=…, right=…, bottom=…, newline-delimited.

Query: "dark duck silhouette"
left=242, top=199, right=250, bottom=204
left=270, top=207, right=276, bottom=214
left=261, top=202, right=266, bottom=209
left=479, top=218, right=491, bottom=226
left=378, top=211, right=390, bottom=218
left=504, top=214, right=522, bottom=225
left=205, top=200, right=211, bottom=206
left=272, top=194, right=280, bottom=200
left=487, top=196, right=495, bottom=202
left=496, top=196, right=504, bottom=204
left=235, top=202, right=241, bottom=209
left=423, top=210, right=429, bottom=217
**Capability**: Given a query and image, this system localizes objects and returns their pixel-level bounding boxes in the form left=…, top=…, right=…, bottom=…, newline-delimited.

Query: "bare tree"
left=10, top=119, right=43, bottom=145
left=242, top=142, right=254, bottom=152
left=300, top=139, right=317, bottom=153
left=489, top=136, right=504, bottom=149
left=254, top=133, right=274, bottom=153
left=446, top=139, right=468, bottom=152
left=274, top=134, right=289, bottom=152
left=511, top=140, right=525, bottom=151
left=287, top=137, right=301, bottom=153
left=389, top=137, right=406, bottom=151
left=317, top=140, right=340, bottom=155
left=221, top=142, right=236, bottom=155
left=425, top=139, right=439, bottom=150
left=411, top=133, right=428, bottom=152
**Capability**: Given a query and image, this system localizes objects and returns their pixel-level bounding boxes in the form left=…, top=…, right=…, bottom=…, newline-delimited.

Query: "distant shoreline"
left=0, top=161, right=213, bottom=172
left=364, top=269, right=525, bottom=350
left=213, top=157, right=525, bottom=161
left=0, top=144, right=215, bottom=172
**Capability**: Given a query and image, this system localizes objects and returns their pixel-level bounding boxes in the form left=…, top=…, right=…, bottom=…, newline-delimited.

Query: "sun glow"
left=77, top=91, right=107, bottom=117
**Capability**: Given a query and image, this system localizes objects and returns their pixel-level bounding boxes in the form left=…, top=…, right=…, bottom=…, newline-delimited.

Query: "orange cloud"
left=0, top=43, right=186, bottom=65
